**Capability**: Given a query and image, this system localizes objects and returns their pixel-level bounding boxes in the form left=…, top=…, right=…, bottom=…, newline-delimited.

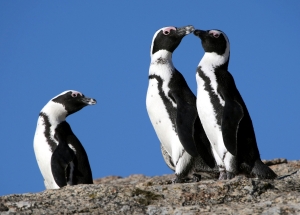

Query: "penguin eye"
left=163, top=30, right=170, bottom=35
left=209, top=33, right=220, bottom=38
left=71, top=93, right=78, bottom=98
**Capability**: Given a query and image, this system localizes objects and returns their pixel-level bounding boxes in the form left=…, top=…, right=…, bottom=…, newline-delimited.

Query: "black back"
left=51, top=121, right=93, bottom=187
left=216, top=67, right=276, bottom=179
left=215, top=67, right=260, bottom=163
left=51, top=131, right=76, bottom=187
left=169, top=69, right=216, bottom=168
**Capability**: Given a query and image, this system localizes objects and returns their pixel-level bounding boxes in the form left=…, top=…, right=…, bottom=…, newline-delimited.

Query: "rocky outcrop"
left=1, top=159, right=300, bottom=214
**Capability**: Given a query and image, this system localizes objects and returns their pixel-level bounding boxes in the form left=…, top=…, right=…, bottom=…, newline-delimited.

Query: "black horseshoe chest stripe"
left=149, top=74, right=177, bottom=132
left=39, top=112, right=57, bottom=152
left=197, top=68, right=223, bottom=126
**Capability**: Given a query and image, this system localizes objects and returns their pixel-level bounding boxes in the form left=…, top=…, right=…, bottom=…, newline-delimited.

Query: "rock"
left=1, top=159, right=300, bottom=214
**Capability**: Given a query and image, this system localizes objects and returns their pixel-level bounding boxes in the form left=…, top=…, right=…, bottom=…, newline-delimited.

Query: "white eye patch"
left=71, top=91, right=83, bottom=98
left=162, top=27, right=176, bottom=35
left=209, top=30, right=221, bottom=38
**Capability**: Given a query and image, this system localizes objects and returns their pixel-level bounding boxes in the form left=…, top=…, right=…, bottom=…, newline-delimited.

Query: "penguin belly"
left=33, top=120, right=59, bottom=189
left=196, top=76, right=235, bottom=172
left=146, top=79, right=186, bottom=166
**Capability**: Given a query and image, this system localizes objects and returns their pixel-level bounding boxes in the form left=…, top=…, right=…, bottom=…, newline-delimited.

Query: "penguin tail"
left=251, top=159, right=277, bottom=179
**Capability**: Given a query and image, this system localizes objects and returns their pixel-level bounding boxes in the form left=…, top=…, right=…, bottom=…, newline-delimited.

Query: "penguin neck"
left=41, top=101, right=68, bottom=126
left=149, top=50, right=175, bottom=78
left=199, top=52, right=230, bottom=72
left=151, top=50, right=173, bottom=65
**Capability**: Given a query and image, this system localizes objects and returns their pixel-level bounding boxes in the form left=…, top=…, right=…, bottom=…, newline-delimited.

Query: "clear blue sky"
left=1, top=1, right=299, bottom=196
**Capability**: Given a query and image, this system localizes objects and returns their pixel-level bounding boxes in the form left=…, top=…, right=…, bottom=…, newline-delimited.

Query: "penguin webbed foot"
left=251, top=159, right=278, bottom=179
left=226, top=172, right=235, bottom=180
left=171, top=173, right=201, bottom=183
left=191, top=173, right=201, bottom=182
left=172, top=174, right=184, bottom=184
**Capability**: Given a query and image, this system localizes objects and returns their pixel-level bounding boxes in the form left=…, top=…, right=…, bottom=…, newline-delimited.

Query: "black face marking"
left=39, top=112, right=57, bottom=152
left=149, top=74, right=177, bottom=132
left=52, top=91, right=88, bottom=116
left=152, top=29, right=183, bottom=55
left=194, top=29, right=228, bottom=55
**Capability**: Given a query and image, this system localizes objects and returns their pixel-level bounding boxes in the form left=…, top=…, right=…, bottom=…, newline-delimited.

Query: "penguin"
left=146, top=25, right=217, bottom=183
left=193, top=29, right=277, bottom=180
left=34, top=90, right=96, bottom=189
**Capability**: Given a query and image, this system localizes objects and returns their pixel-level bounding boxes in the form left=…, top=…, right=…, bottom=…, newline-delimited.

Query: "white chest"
left=146, top=77, right=177, bottom=154
left=34, top=117, right=55, bottom=161
left=33, top=117, right=59, bottom=189
left=196, top=71, right=224, bottom=148
left=195, top=52, right=231, bottom=162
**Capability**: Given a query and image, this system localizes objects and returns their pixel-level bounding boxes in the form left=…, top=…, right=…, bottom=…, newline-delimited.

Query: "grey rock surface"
left=1, top=159, right=300, bottom=214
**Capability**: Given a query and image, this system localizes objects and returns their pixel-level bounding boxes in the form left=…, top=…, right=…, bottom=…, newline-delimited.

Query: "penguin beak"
left=193, top=29, right=206, bottom=39
left=176, top=25, right=195, bottom=37
left=81, top=97, right=97, bottom=105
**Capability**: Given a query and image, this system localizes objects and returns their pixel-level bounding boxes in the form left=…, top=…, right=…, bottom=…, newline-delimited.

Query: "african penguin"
left=146, top=25, right=217, bottom=183
left=34, top=90, right=96, bottom=189
left=194, top=29, right=277, bottom=180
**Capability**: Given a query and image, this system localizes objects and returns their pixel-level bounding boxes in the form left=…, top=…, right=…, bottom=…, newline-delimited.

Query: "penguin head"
left=194, top=29, right=230, bottom=57
left=51, top=90, right=97, bottom=116
left=150, top=25, right=195, bottom=56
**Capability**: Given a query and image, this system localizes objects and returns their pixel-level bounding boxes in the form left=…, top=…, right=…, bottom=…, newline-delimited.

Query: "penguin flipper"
left=222, top=99, right=244, bottom=156
left=173, top=95, right=199, bottom=157
left=51, top=141, right=76, bottom=188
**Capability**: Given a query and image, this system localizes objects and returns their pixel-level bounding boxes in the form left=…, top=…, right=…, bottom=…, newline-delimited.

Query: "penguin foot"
left=172, top=174, right=184, bottom=183
left=218, top=171, right=227, bottom=180
left=226, top=172, right=235, bottom=180
left=172, top=173, right=202, bottom=183
left=192, top=173, right=201, bottom=182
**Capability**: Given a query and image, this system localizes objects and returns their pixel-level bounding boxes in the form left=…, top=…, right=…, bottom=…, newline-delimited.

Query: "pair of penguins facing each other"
left=33, top=24, right=277, bottom=190
left=146, top=25, right=277, bottom=183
